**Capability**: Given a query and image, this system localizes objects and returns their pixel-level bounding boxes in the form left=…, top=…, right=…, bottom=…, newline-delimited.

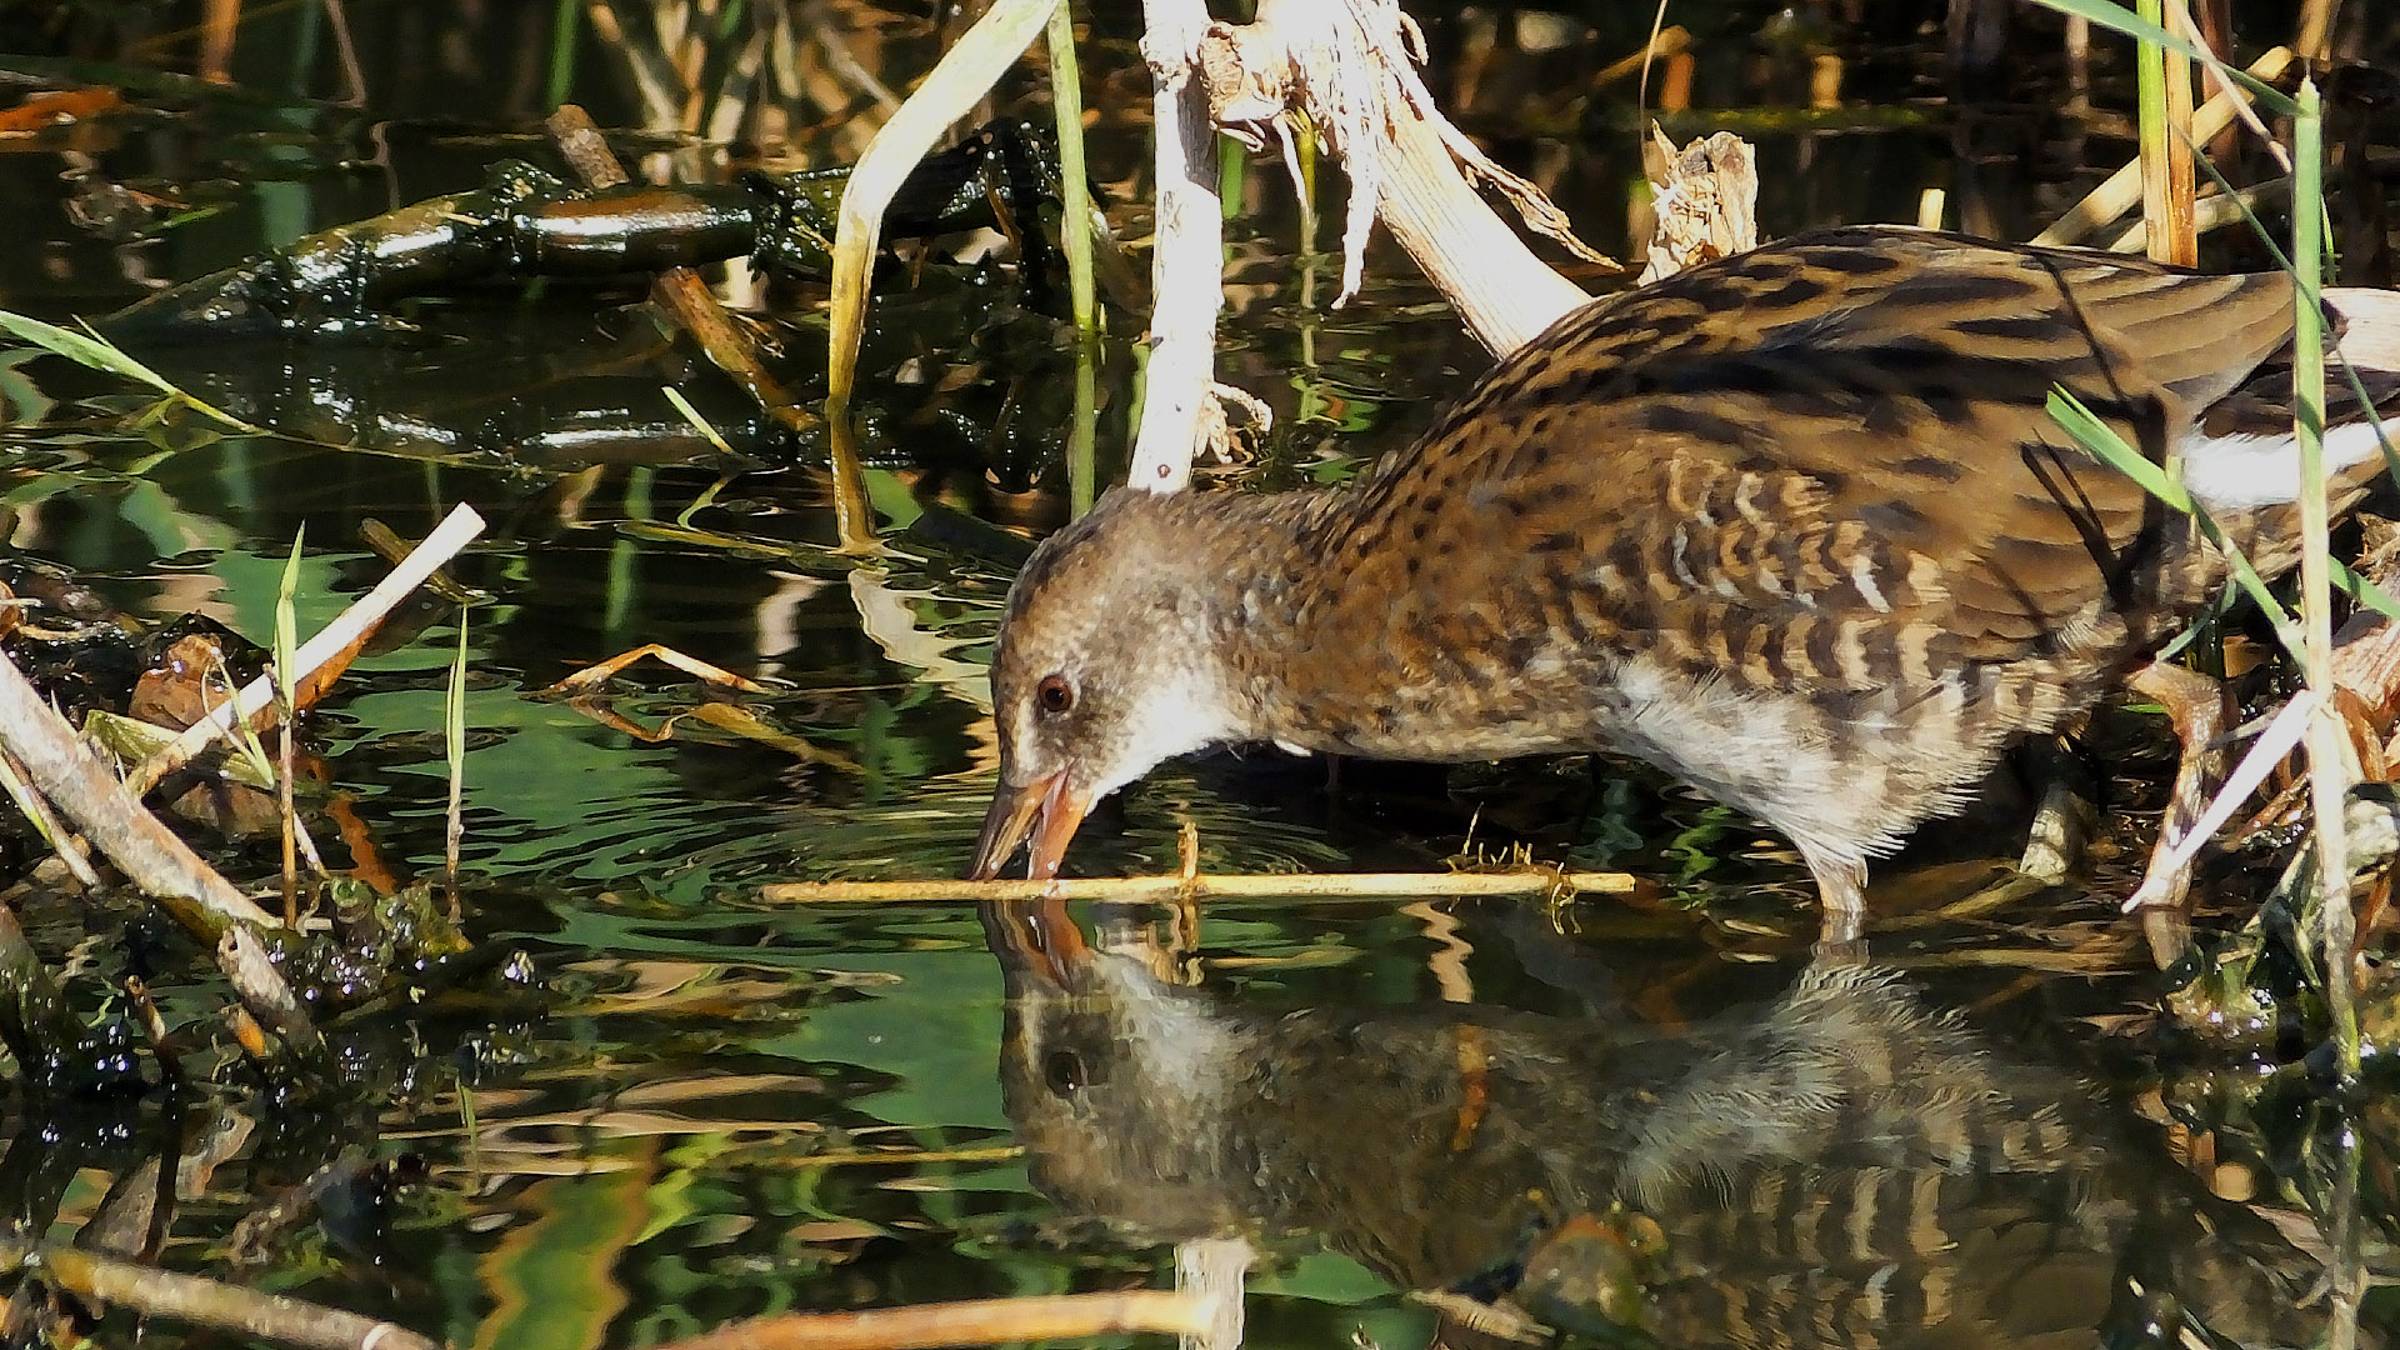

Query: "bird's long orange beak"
left=967, top=769, right=1093, bottom=881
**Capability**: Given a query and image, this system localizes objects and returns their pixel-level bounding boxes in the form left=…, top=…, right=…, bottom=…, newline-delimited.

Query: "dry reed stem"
left=2032, top=45, right=2291, bottom=247
left=1175, top=1238, right=1250, bottom=1350
left=538, top=644, right=772, bottom=696
left=2296, top=0, right=2336, bottom=61
left=2107, top=176, right=2288, bottom=253
left=2149, top=0, right=2200, bottom=266
left=1596, top=25, right=1690, bottom=86
left=126, top=504, right=487, bottom=798
left=761, top=868, right=1634, bottom=905
left=656, top=1292, right=1216, bottom=1350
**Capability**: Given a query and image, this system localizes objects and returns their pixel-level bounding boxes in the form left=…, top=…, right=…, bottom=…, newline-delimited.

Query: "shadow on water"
left=2, top=0, right=2400, bottom=1346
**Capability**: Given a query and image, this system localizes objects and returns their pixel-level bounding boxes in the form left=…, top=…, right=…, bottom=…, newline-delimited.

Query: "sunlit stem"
left=2291, top=79, right=2357, bottom=1080
left=826, top=413, right=880, bottom=556
left=2133, top=0, right=2169, bottom=253
left=445, top=607, right=468, bottom=916
left=1070, top=338, right=1099, bottom=518
left=1046, top=3, right=1098, bottom=338
left=2157, top=0, right=2198, bottom=265
left=546, top=0, right=579, bottom=110
left=274, top=528, right=304, bottom=925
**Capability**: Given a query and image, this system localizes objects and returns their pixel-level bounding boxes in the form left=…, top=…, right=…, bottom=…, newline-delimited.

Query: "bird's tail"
left=2180, top=287, right=2400, bottom=515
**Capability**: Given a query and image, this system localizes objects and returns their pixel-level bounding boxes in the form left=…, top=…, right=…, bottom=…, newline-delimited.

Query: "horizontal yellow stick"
left=759, top=870, right=1637, bottom=905
left=658, top=1291, right=1215, bottom=1350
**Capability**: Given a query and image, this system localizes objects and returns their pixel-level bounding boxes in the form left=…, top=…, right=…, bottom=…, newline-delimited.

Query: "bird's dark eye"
left=1036, top=674, right=1075, bottom=716
left=1043, top=1049, right=1088, bottom=1095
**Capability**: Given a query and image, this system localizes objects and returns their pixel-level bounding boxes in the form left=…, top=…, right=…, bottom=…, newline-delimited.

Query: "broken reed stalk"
left=761, top=868, right=1635, bottom=905
left=0, top=652, right=271, bottom=939
left=1175, top=1238, right=1251, bottom=1350
left=542, top=104, right=819, bottom=438
left=2291, top=79, right=2360, bottom=1077
left=18, top=1241, right=436, bottom=1350
left=2160, top=0, right=2199, bottom=264
left=1045, top=3, right=1098, bottom=338
left=126, top=503, right=487, bottom=798
left=822, top=0, right=1061, bottom=414
left=654, top=1292, right=1217, bottom=1350
left=1195, top=0, right=1597, bottom=355
left=2296, top=0, right=2335, bottom=62
left=2031, top=44, right=2291, bottom=247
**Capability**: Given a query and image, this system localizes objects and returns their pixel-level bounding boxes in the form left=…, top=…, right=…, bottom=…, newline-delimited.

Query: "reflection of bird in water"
left=986, top=902, right=2367, bottom=1349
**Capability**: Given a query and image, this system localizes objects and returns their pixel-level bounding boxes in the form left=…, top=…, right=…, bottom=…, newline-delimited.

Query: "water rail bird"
left=969, top=226, right=2400, bottom=943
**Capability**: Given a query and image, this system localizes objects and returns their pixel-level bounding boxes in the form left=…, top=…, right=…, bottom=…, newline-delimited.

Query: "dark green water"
left=3, top=2, right=2399, bottom=1346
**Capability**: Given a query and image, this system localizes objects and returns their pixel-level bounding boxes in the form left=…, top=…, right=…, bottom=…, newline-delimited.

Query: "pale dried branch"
left=1187, top=0, right=1599, bottom=353
left=0, top=652, right=270, bottom=938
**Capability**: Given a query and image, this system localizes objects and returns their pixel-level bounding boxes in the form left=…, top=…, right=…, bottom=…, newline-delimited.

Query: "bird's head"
left=968, top=489, right=1248, bottom=881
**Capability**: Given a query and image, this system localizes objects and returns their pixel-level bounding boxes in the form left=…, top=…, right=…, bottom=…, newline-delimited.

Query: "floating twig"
left=760, top=867, right=1635, bottom=905
left=655, top=1292, right=1217, bottom=1350
left=538, top=643, right=772, bottom=696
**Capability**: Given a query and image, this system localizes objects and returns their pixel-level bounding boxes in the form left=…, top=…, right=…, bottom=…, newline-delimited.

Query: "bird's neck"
left=1131, top=487, right=1346, bottom=744
left=1171, top=486, right=1406, bottom=754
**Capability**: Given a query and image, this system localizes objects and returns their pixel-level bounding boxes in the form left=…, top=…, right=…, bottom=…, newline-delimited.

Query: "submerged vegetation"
left=1, top=1, right=2399, bottom=1348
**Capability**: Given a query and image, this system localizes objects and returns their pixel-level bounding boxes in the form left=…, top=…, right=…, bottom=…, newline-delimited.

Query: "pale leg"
left=1799, top=841, right=1869, bottom=958
left=2126, top=661, right=2232, bottom=914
